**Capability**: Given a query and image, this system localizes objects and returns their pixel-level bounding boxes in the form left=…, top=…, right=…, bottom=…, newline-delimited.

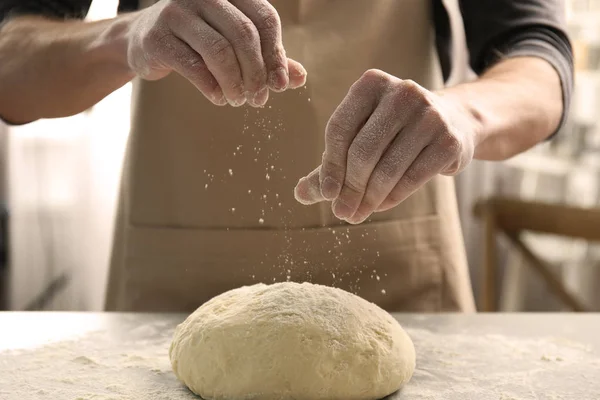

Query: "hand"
left=126, top=0, right=306, bottom=107
left=295, top=69, right=481, bottom=224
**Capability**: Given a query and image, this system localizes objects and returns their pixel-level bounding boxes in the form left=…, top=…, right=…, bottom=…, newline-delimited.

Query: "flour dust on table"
left=0, top=317, right=187, bottom=400
left=1, top=314, right=599, bottom=399
left=169, top=282, right=416, bottom=400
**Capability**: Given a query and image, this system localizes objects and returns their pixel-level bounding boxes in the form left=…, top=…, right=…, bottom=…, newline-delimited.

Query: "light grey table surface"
left=0, top=313, right=599, bottom=399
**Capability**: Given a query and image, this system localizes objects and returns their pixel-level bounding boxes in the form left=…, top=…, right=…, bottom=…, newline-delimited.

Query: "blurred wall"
left=7, top=89, right=131, bottom=311
left=7, top=1, right=128, bottom=310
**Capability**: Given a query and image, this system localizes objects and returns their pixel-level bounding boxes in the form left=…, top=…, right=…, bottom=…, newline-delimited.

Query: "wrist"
left=437, top=58, right=564, bottom=161
left=435, top=86, right=487, bottom=151
left=88, top=13, right=139, bottom=78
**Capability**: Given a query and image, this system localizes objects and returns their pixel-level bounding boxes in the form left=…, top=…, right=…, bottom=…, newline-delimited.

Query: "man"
left=0, top=0, right=572, bottom=312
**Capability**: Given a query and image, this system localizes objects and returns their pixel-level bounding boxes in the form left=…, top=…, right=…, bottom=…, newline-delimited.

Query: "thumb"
left=294, top=166, right=325, bottom=205
left=287, top=58, right=307, bottom=89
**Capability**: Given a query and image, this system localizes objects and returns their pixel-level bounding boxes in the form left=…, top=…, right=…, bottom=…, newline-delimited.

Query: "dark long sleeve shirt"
left=0, top=0, right=574, bottom=133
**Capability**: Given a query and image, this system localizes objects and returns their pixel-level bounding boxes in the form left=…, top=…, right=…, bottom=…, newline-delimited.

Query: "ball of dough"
left=169, top=282, right=415, bottom=400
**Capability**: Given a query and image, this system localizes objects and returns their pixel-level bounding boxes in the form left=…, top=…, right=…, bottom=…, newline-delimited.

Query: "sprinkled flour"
left=1, top=316, right=598, bottom=400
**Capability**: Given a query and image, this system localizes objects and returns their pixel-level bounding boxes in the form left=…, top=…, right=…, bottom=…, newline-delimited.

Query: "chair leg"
left=481, top=205, right=497, bottom=312
left=505, top=231, right=587, bottom=312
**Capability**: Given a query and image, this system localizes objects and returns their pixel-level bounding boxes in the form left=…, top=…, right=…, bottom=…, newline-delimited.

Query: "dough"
left=169, top=282, right=415, bottom=400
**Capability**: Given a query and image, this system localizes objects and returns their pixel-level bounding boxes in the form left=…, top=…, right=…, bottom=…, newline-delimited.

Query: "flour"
left=388, top=328, right=599, bottom=400
left=2, top=315, right=598, bottom=400
left=0, top=321, right=190, bottom=400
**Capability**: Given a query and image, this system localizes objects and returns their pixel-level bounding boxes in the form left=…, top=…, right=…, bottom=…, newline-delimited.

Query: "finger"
left=331, top=97, right=404, bottom=221
left=349, top=110, right=442, bottom=223
left=294, top=166, right=324, bottom=205
left=169, top=8, right=245, bottom=106
left=198, top=0, right=270, bottom=106
left=287, top=58, right=307, bottom=89
left=376, top=144, right=453, bottom=213
left=346, top=135, right=426, bottom=224
left=157, top=35, right=226, bottom=105
left=229, top=0, right=288, bottom=93
left=320, top=71, right=382, bottom=202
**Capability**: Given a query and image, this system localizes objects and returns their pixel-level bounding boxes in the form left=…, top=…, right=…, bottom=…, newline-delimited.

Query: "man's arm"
left=439, top=56, right=562, bottom=161
left=0, top=15, right=134, bottom=124
left=294, top=0, right=573, bottom=223
left=458, top=0, right=573, bottom=159
left=0, top=0, right=307, bottom=125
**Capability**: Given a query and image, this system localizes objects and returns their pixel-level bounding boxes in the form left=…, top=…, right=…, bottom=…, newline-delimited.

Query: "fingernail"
left=348, top=212, right=369, bottom=225
left=290, top=64, right=307, bottom=78
left=321, top=177, right=340, bottom=200
left=228, top=95, right=246, bottom=107
left=269, top=67, right=289, bottom=92
left=333, top=199, right=353, bottom=220
left=253, top=87, right=269, bottom=106
left=289, top=65, right=307, bottom=89
left=212, top=92, right=227, bottom=106
left=294, top=177, right=320, bottom=205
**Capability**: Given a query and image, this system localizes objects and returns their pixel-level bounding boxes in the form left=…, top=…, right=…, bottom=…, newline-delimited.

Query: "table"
left=1, top=313, right=599, bottom=399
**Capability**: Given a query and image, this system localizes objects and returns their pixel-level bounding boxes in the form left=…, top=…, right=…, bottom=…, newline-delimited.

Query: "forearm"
left=439, top=56, right=563, bottom=161
left=0, top=15, right=135, bottom=124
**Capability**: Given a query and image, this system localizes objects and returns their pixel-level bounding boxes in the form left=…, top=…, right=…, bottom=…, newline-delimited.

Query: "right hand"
left=126, top=0, right=307, bottom=107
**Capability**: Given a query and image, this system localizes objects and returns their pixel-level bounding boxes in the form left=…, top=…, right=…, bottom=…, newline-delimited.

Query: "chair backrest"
left=474, top=198, right=600, bottom=242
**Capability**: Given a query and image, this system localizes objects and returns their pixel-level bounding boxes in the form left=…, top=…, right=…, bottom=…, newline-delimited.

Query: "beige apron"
left=105, top=0, right=476, bottom=312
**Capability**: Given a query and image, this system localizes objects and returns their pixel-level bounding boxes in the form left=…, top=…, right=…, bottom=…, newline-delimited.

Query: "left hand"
left=295, top=69, right=481, bottom=224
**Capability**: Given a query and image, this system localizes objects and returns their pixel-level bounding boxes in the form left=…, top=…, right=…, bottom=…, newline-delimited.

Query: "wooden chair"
left=473, top=197, right=600, bottom=312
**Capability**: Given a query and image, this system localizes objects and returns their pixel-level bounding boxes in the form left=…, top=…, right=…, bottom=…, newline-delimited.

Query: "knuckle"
left=373, top=163, right=396, bottom=185
left=270, top=45, right=286, bottom=64
left=158, top=1, right=181, bottom=21
left=186, top=56, right=205, bottom=71
left=352, top=69, right=389, bottom=93
left=348, top=141, right=375, bottom=165
left=380, top=82, right=413, bottom=111
left=321, top=158, right=344, bottom=179
left=344, top=176, right=365, bottom=194
left=437, top=131, right=462, bottom=154
left=236, top=19, right=260, bottom=44
left=326, top=120, right=353, bottom=145
left=257, top=5, right=281, bottom=32
left=206, top=37, right=234, bottom=63
left=399, top=79, right=430, bottom=107
left=402, top=168, right=420, bottom=187
left=401, top=79, right=422, bottom=95
left=361, top=69, right=387, bottom=83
